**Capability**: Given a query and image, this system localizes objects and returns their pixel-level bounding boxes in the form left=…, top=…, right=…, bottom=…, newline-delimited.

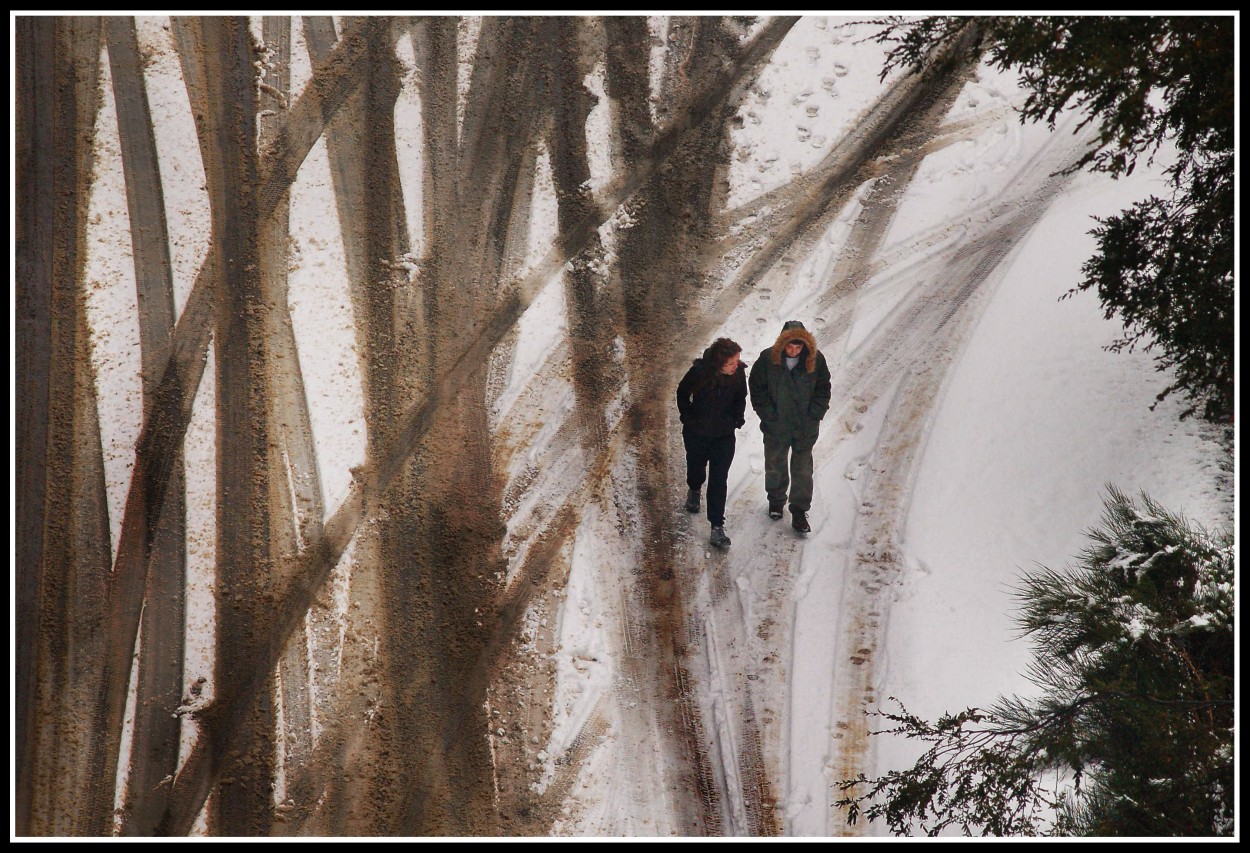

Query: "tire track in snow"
left=520, top=19, right=803, bottom=834
left=681, top=114, right=1092, bottom=837
left=19, top=16, right=111, bottom=836
left=312, top=25, right=804, bottom=829
left=442, top=24, right=1045, bottom=830
left=822, top=243, right=1015, bottom=836
left=810, top=116, right=1095, bottom=445
left=678, top=38, right=986, bottom=837
left=98, top=22, right=385, bottom=835
left=103, top=16, right=192, bottom=835
left=820, top=127, right=1091, bottom=836
left=685, top=147, right=923, bottom=837
left=695, top=25, right=986, bottom=335
left=492, top=117, right=1082, bottom=831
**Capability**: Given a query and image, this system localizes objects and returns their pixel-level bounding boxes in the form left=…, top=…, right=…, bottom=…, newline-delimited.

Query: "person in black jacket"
left=676, top=337, right=748, bottom=549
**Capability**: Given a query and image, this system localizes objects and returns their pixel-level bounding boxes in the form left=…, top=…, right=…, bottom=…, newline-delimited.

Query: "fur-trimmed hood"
left=768, top=325, right=819, bottom=372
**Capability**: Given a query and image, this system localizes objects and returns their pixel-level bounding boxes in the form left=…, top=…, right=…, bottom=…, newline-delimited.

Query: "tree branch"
left=155, top=19, right=800, bottom=833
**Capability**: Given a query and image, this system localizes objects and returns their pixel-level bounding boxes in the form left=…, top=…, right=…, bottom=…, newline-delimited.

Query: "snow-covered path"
left=26, top=15, right=1231, bottom=838
left=675, top=101, right=1097, bottom=835
left=531, top=60, right=1229, bottom=836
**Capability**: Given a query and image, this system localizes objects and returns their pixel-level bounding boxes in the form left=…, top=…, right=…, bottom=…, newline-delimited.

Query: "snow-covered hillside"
left=14, top=14, right=1232, bottom=838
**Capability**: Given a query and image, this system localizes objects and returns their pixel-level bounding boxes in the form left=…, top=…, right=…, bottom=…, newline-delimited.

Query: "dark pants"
left=763, top=432, right=814, bottom=512
left=683, top=431, right=736, bottom=528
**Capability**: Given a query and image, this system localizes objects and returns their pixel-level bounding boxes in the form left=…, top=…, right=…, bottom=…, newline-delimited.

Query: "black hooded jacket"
left=676, top=347, right=748, bottom=438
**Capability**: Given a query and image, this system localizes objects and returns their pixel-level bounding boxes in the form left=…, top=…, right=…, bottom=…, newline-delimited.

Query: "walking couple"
left=676, top=320, right=832, bottom=549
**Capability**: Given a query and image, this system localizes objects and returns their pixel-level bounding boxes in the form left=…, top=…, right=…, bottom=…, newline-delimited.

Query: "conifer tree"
left=837, top=487, right=1234, bottom=836
left=865, top=16, right=1233, bottom=421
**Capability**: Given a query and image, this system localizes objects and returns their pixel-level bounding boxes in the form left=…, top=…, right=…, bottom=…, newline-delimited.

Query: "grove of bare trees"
left=18, top=14, right=1011, bottom=836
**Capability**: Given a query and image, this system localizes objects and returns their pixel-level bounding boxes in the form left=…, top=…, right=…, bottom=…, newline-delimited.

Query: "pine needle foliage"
left=836, top=487, right=1234, bottom=836
left=860, top=16, right=1233, bottom=421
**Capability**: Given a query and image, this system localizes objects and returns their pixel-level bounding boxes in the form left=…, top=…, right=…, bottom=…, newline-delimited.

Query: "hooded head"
left=769, top=320, right=819, bottom=372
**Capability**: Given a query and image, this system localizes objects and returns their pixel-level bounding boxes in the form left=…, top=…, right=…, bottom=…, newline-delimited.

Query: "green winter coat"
left=748, top=322, right=832, bottom=451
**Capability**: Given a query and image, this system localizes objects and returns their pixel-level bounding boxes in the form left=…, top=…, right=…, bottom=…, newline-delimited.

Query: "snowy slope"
left=40, top=14, right=1232, bottom=838
left=534, top=22, right=1232, bottom=837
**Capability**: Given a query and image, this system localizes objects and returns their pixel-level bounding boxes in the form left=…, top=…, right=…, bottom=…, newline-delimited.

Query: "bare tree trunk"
left=549, top=17, right=621, bottom=450
left=299, top=14, right=416, bottom=834
left=104, top=16, right=189, bottom=836
left=16, top=16, right=114, bottom=837
left=198, top=16, right=276, bottom=836
left=385, top=16, right=552, bottom=835
left=15, top=14, right=57, bottom=838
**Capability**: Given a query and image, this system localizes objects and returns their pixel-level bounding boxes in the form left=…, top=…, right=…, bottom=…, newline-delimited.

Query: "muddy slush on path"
left=20, top=15, right=1122, bottom=839
left=520, top=26, right=1071, bottom=835
left=671, top=124, right=1096, bottom=837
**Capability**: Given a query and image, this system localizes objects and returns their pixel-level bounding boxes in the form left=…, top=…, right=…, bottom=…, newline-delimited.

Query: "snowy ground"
left=34, top=14, right=1233, bottom=838
left=519, top=21, right=1234, bottom=837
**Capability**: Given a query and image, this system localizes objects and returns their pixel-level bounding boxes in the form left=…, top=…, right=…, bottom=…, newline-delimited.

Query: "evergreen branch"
left=840, top=489, right=1232, bottom=836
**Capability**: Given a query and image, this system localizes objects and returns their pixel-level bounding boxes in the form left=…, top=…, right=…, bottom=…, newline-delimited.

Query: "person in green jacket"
left=747, top=320, right=832, bottom=533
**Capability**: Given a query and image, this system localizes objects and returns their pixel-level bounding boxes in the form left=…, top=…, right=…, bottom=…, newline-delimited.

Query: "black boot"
left=791, top=509, right=811, bottom=534
left=768, top=499, right=784, bottom=520
left=710, top=526, right=731, bottom=549
left=685, top=488, right=700, bottom=513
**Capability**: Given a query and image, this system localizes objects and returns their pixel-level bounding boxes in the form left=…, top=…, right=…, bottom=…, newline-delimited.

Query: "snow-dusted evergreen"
left=839, top=487, right=1233, bottom=836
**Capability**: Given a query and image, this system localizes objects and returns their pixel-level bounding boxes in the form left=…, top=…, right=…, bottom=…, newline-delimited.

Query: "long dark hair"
left=694, top=337, right=743, bottom=392
left=706, top=337, right=742, bottom=372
